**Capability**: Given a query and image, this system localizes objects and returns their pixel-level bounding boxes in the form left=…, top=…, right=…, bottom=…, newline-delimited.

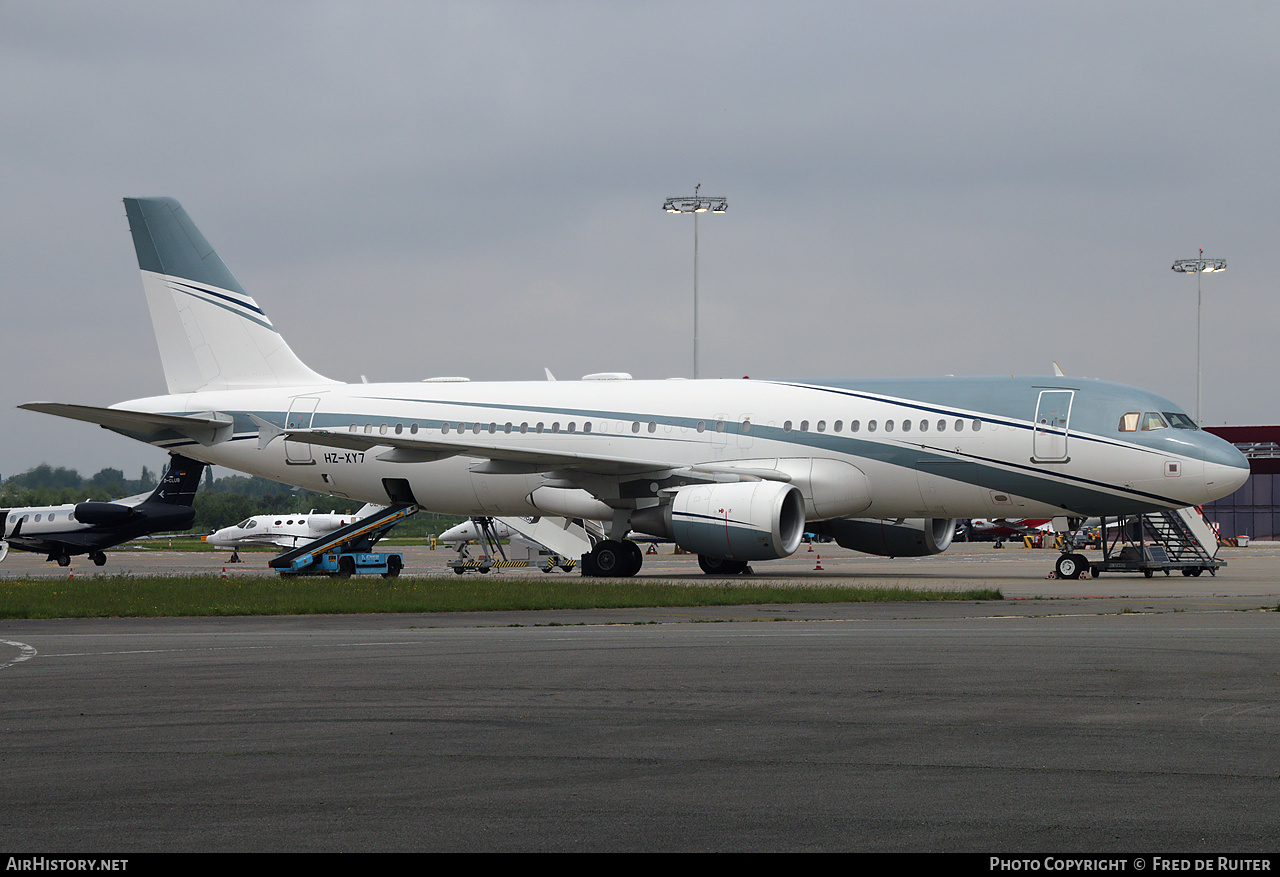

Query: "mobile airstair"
left=1057, top=507, right=1224, bottom=579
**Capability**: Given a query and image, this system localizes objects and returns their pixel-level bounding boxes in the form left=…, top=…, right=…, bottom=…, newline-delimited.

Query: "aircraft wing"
left=275, top=426, right=792, bottom=483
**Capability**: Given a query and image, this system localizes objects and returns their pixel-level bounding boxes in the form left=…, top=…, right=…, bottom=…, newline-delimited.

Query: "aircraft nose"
left=1199, top=433, right=1250, bottom=503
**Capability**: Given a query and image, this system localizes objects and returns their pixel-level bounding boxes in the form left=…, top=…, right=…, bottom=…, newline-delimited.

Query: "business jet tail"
left=124, top=197, right=334, bottom=394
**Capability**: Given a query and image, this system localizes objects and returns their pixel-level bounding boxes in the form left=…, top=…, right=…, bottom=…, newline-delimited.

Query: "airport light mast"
left=1171, top=249, right=1227, bottom=425
left=664, top=185, right=727, bottom=380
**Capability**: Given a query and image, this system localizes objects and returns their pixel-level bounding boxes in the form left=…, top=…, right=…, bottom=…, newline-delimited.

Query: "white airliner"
left=205, top=503, right=386, bottom=552
left=21, top=198, right=1250, bottom=578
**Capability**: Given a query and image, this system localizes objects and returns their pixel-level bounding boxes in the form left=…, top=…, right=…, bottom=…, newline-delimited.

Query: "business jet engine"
left=632, top=481, right=806, bottom=561
left=73, top=502, right=138, bottom=525
left=817, top=517, right=956, bottom=557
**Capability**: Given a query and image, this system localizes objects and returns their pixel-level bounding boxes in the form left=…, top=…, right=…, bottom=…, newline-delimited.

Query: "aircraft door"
left=1032, top=390, right=1073, bottom=462
left=284, top=396, right=321, bottom=465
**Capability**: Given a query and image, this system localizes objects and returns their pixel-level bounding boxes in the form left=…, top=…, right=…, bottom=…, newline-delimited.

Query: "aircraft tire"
left=55, top=555, right=71, bottom=568
left=590, top=540, right=634, bottom=577
left=624, top=540, right=643, bottom=576
left=1055, top=553, right=1085, bottom=580
left=91, top=552, right=107, bottom=567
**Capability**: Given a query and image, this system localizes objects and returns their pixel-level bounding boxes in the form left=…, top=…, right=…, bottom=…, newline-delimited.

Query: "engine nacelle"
left=73, top=502, right=137, bottom=525
left=528, top=486, right=614, bottom=520
left=818, top=517, right=956, bottom=557
left=633, top=481, right=806, bottom=561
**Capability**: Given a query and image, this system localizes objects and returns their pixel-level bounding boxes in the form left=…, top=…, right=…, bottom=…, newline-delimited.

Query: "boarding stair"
left=1081, top=507, right=1225, bottom=578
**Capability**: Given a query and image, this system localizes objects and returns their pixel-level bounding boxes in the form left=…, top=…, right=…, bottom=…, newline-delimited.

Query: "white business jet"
left=205, top=503, right=386, bottom=555
left=22, top=198, right=1250, bottom=578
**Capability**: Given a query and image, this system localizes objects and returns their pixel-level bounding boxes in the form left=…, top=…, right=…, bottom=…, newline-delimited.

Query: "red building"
left=1202, top=426, right=1280, bottom=541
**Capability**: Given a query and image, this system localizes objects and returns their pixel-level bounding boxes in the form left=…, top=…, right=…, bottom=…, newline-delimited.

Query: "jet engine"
left=817, top=517, right=956, bottom=557
left=632, top=481, right=806, bottom=561
left=73, top=502, right=137, bottom=525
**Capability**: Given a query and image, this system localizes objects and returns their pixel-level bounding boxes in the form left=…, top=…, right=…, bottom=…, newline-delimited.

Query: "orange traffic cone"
left=68, top=566, right=74, bottom=580
left=221, top=567, right=228, bottom=579
left=814, top=554, right=823, bottom=571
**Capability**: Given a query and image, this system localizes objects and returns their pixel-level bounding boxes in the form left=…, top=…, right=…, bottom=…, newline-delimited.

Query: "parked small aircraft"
left=205, top=503, right=386, bottom=555
left=0, top=454, right=204, bottom=566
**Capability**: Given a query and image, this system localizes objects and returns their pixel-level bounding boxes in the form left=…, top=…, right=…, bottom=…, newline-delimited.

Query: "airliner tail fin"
left=124, top=197, right=334, bottom=394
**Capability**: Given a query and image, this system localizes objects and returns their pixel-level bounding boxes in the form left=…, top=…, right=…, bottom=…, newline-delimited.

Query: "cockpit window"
left=1118, top=412, right=1140, bottom=432
left=1141, top=412, right=1168, bottom=431
left=1163, top=412, right=1198, bottom=430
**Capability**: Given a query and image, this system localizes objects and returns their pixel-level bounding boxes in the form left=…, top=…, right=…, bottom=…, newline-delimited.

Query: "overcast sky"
left=2, top=1, right=1276, bottom=481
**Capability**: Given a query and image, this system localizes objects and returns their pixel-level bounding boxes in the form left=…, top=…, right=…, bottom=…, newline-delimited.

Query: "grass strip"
left=0, top=575, right=1002, bottom=619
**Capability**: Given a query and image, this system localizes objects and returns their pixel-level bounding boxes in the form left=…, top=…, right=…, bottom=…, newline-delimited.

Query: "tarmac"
left=1, top=542, right=1278, bottom=852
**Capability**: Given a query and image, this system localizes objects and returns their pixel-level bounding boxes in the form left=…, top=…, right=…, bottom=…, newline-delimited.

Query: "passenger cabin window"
left=1118, top=412, right=1140, bottom=432
left=1141, top=412, right=1168, bottom=431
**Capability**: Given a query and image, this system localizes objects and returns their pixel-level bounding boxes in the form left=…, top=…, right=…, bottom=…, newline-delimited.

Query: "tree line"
left=0, top=463, right=465, bottom=537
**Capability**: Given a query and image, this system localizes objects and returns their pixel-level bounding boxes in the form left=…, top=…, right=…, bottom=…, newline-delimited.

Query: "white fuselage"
left=114, top=375, right=1248, bottom=524
left=205, top=507, right=380, bottom=550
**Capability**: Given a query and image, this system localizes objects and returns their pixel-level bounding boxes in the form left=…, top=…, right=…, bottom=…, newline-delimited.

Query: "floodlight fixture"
left=663, top=184, right=728, bottom=379
left=1171, top=249, right=1227, bottom=425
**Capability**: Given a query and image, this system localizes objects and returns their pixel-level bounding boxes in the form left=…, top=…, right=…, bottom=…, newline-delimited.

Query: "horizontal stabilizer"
left=20, top=402, right=233, bottom=446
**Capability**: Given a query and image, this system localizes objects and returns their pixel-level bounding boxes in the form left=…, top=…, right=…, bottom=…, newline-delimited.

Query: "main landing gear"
left=580, top=539, right=643, bottom=577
